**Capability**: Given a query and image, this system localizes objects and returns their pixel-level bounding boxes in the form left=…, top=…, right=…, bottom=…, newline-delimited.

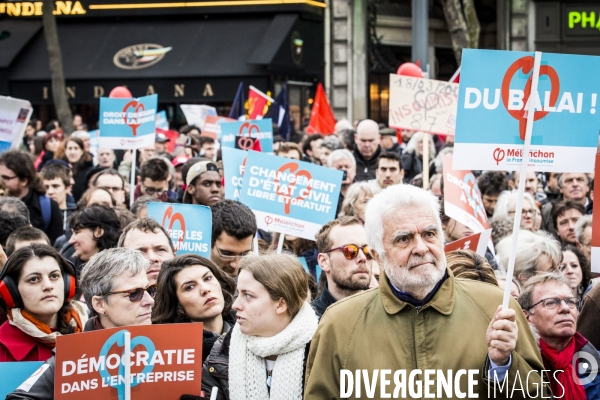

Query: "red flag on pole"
left=306, top=83, right=336, bottom=135
left=248, top=86, right=273, bottom=120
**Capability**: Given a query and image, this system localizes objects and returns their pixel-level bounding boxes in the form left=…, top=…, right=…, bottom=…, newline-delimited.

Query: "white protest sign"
left=180, top=105, right=217, bottom=129
left=0, top=96, right=32, bottom=152
left=388, top=74, right=458, bottom=136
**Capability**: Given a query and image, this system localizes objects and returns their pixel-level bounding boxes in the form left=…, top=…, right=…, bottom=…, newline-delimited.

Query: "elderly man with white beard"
left=305, top=184, right=551, bottom=399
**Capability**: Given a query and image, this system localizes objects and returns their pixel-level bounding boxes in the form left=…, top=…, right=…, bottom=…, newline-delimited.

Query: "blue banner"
left=222, top=147, right=248, bottom=201
left=0, top=361, right=44, bottom=399
left=239, top=151, right=342, bottom=240
left=147, top=203, right=212, bottom=258
left=454, top=49, right=600, bottom=172
left=155, top=110, right=169, bottom=130
left=221, top=119, right=274, bottom=153
left=99, top=94, right=158, bottom=150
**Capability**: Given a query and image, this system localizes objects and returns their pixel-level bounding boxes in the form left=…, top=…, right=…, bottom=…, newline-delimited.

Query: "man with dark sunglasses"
left=7, top=248, right=155, bottom=400
left=519, top=273, right=600, bottom=399
left=312, top=216, right=372, bottom=317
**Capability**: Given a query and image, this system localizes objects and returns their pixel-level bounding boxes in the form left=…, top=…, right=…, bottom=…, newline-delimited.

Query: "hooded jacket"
left=353, top=145, right=382, bottom=182
left=304, top=269, right=551, bottom=399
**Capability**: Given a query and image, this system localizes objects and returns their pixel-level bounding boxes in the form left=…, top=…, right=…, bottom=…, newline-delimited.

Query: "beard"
left=383, top=252, right=446, bottom=300
left=330, top=262, right=371, bottom=296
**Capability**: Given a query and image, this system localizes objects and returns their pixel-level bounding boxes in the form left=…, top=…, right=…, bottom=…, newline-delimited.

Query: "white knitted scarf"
left=229, top=302, right=318, bottom=400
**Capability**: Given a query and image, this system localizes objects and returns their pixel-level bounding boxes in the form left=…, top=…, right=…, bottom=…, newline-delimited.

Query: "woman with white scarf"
left=200, top=253, right=318, bottom=400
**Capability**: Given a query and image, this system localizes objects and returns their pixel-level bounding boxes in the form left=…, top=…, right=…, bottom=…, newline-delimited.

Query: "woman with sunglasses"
left=0, top=244, right=88, bottom=362
left=152, top=255, right=236, bottom=363
left=200, top=253, right=318, bottom=400
left=7, top=248, right=156, bottom=400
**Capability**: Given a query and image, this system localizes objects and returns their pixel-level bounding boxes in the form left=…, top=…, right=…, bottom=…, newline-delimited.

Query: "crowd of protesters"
left=0, top=114, right=599, bottom=399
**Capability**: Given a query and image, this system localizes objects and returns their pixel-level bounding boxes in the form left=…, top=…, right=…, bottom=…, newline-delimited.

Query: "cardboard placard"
left=147, top=203, right=212, bottom=258
left=454, top=49, right=600, bottom=172
left=239, top=152, right=342, bottom=240
left=388, top=74, right=458, bottom=136
left=55, top=324, right=203, bottom=400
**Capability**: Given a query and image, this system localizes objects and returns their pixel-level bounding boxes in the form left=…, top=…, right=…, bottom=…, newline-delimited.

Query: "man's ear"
left=318, top=252, right=330, bottom=273
left=137, top=175, right=141, bottom=185
left=187, top=185, right=195, bottom=195
left=523, top=309, right=531, bottom=321
left=371, top=249, right=382, bottom=266
left=400, top=169, right=405, bottom=180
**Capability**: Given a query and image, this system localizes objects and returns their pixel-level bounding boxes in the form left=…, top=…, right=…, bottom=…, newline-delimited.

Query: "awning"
left=0, top=19, right=41, bottom=68
left=9, top=16, right=305, bottom=81
left=4, top=14, right=323, bottom=103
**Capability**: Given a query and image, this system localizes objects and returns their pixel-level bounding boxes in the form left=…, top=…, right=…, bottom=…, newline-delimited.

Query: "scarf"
left=7, top=301, right=88, bottom=347
left=540, top=337, right=587, bottom=400
left=229, top=302, right=318, bottom=400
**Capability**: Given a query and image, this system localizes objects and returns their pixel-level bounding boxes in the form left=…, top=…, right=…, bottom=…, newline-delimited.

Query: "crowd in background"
left=0, top=113, right=599, bottom=399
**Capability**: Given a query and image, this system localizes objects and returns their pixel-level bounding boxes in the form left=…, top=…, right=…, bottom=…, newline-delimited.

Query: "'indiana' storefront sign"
left=8, top=78, right=269, bottom=104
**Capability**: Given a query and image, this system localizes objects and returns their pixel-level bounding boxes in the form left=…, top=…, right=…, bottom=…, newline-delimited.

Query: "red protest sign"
left=591, top=153, right=600, bottom=273
left=55, top=323, right=203, bottom=400
left=442, top=154, right=490, bottom=233
left=444, top=229, right=491, bottom=257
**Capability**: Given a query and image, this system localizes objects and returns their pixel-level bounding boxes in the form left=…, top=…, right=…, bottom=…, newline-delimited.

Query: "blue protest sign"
left=454, top=49, right=600, bottom=172
left=222, top=147, right=248, bottom=201
left=221, top=119, right=274, bottom=153
left=0, top=361, right=44, bottom=398
left=99, top=94, right=157, bottom=150
left=155, top=110, right=169, bottom=130
left=147, top=203, right=212, bottom=258
left=239, top=151, right=342, bottom=240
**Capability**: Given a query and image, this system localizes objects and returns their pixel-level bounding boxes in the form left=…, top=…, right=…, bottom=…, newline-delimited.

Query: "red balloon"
left=109, top=86, right=133, bottom=98
left=397, top=63, right=424, bottom=78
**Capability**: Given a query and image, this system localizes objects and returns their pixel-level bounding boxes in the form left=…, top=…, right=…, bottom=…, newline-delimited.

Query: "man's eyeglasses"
left=528, top=297, right=580, bottom=311
left=143, top=185, right=166, bottom=196
left=215, top=246, right=252, bottom=261
left=99, top=186, right=124, bottom=193
left=324, top=244, right=373, bottom=260
left=104, top=284, right=158, bottom=302
left=0, top=175, right=18, bottom=181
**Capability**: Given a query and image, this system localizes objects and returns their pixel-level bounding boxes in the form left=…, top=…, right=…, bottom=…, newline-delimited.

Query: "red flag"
left=156, top=128, right=180, bottom=153
left=248, top=86, right=272, bottom=120
left=306, top=83, right=336, bottom=135
left=449, top=67, right=460, bottom=83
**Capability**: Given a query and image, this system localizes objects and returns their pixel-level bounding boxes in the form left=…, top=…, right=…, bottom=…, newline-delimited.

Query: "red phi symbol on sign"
left=122, top=100, right=145, bottom=136
left=237, top=122, right=261, bottom=151
left=162, top=206, right=185, bottom=245
left=501, top=56, right=560, bottom=141
left=493, top=148, right=505, bottom=165
left=275, top=162, right=312, bottom=215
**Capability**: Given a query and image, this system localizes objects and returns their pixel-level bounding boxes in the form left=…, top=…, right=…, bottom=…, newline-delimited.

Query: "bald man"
left=353, top=119, right=382, bottom=182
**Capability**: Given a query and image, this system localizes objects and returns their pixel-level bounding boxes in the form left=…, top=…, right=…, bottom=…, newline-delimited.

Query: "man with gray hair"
left=518, top=273, right=600, bottom=398
left=7, top=248, right=156, bottom=400
left=575, top=215, right=592, bottom=264
left=353, top=119, right=382, bottom=182
left=305, top=184, right=549, bottom=398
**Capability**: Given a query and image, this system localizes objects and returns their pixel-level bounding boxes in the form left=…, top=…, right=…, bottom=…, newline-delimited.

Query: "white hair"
left=405, top=131, right=436, bottom=157
left=334, top=119, right=353, bottom=134
left=71, top=130, right=90, bottom=140
left=433, top=147, right=454, bottom=174
left=492, top=190, right=536, bottom=222
left=327, top=149, right=356, bottom=168
left=364, top=184, right=443, bottom=258
left=496, top=230, right=562, bottom=283
left=575, top=215, right=592, bottom=245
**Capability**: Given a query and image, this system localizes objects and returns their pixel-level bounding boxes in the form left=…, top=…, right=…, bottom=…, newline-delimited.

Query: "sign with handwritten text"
left=388, top=74, right=458, bottom=136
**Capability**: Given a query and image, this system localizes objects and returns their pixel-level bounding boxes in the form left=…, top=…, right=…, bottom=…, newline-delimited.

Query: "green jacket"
left=304, top=269, right=551, bottom=399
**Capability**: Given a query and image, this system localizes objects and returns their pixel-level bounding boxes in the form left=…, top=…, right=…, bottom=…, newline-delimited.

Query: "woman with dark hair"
left=560, top=244, right=591, bottom=303
left=59, top=137, right=93, bottom=202
left=35, top=133, right=62, bottom=171
left=67, top=205, right=121, bottom=273
left=152, top=254, right=236, bottom=363
left=77, top=187, right=116, bottom=208
left=0, top=244, right=87, bottom=362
